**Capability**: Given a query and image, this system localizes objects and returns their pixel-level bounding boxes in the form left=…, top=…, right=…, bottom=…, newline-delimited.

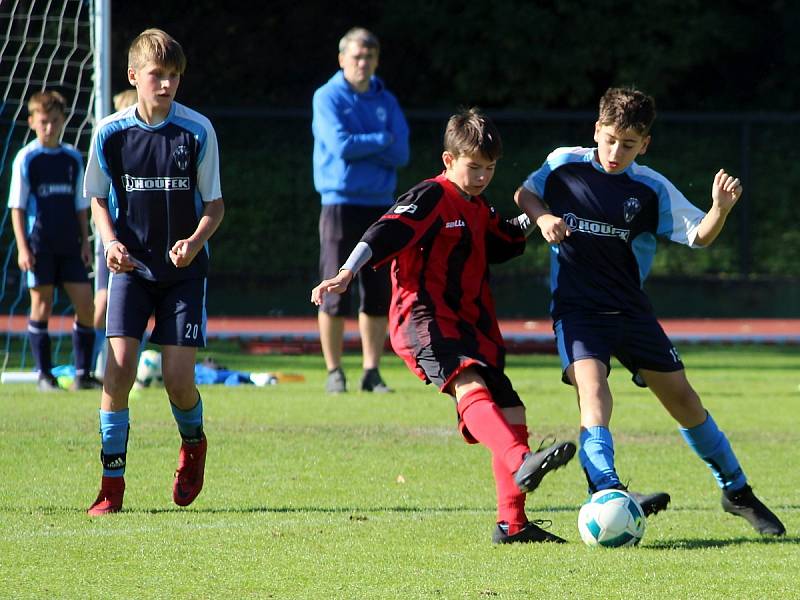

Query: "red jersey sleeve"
left=362, top=179, right=444, bottom=269
left=484, top=203, right=527, bottom=264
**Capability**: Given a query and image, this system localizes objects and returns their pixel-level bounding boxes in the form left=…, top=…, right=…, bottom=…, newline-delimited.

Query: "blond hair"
left=128, top=28, right=186, bottom=73
left=113, top=89, right=138, bottom=111
left=28, top=90, right=67, bottom=116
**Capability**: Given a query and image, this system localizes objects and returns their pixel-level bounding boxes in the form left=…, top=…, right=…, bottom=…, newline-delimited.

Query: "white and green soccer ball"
left=135, top=349, right=162, bottom=387
left=578, top=489, right=646, bottom=547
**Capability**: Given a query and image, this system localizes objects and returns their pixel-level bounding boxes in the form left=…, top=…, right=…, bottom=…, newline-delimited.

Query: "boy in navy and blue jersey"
left=516, top=86, right=784, bottom=536
left=83, top=29, right=225, bottom=515
left=8, top=90, right=101, bottom=392
left=313, top=109, right=575, bottom=544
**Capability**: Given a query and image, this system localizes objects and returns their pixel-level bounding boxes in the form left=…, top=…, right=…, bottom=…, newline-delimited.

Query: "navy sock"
left=680, top=411, right=746, bottom=491
left=99, top=409, right=130, bottom=477
left=28, top=319, right=52, bottom=375
left=171, top=396, right=204, bottom=444
left=579, top=426, right=621, bottom=492
left=73, top=322, right=95, bottom=377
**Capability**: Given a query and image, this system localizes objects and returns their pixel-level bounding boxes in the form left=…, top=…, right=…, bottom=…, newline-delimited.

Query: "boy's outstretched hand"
left=311, top=270, right=354, bottom=306
left=711, top=168, right=742, bottom=213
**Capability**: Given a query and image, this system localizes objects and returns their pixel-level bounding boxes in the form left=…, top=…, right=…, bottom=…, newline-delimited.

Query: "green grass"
left=0, top=345, right=798, bottom=599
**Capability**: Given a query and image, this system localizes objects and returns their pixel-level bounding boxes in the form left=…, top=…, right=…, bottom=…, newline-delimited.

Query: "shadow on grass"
left=0, top=503, right=582, bottom=515
left=646, top=535, right=799, bottom=549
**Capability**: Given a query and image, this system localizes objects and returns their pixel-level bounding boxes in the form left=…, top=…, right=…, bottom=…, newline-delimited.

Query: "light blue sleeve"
left=7, top=148, right=29, bottom=209
left=631, top=165, right=705, bottom=248
left=521, top=147, right=589, bottom=197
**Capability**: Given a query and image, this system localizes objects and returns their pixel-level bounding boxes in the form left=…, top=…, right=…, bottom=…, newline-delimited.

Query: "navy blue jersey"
left=523, top=147, right=705, bottom=319
left=84, top=102, right=222, bottom=282
left=7, top=140, right=88, bottom=254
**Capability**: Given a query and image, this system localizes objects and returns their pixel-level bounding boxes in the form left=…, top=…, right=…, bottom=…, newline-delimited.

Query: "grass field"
left=0, top=344, right=798, bottom=599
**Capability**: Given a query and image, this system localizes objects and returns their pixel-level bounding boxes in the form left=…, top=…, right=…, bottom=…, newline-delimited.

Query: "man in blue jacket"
left=312, top=27, right=410, bottom=394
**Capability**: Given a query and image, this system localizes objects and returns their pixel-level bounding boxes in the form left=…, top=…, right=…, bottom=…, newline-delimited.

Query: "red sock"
left=493, top=424, right=531, bottom=534
left=458, top=387, right=530, bottom=474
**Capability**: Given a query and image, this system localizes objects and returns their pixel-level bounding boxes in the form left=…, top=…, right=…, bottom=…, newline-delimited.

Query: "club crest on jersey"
left=623, top=197, right=641, bottom=223
left=376, top=106, right=387, bottom=122
left=173, top=145, right=190, bottom=171
left=394, top=203, right=417, bottom=214
left=563, top=212, right=630, bottom=242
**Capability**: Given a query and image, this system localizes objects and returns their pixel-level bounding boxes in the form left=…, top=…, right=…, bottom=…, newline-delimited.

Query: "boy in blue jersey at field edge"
left=83, top=29, right=225, bottom=515
left=8, top=90, right=101, bottom=392
left=515, top=86, right=784, bottom=536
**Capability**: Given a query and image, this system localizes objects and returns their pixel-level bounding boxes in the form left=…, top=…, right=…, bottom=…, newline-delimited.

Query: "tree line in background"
left=112, top=1, right=799, bottom=112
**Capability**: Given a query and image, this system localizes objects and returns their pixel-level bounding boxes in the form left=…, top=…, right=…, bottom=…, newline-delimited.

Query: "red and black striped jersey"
left=362, top=173, right=526, bottom=373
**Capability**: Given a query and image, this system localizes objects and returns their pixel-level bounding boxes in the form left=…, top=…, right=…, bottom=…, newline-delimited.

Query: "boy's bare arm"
left=514, top=186, right=570, bottom=243
left=169, top=197, right=225, bottom=268
left=10, top=208, right=34, bottom=271
left=693, top=169, right=742, bottom=247
left=92, top=196, right=134, bottom=272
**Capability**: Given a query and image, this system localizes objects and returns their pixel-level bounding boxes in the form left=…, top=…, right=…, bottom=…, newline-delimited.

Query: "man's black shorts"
left=318, top=204, right=391, bottom=317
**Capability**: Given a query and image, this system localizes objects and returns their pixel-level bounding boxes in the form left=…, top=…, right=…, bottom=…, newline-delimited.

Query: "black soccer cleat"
left=325, top=367, right=347, bottom=394
left=72, top=374, right=103, bottom=390
left=722, top=484, right=786, bottom=536
left=492, top=520, right=567, bottom=544
left=37, top=373, right=62, bottom=392
left=628, top=490, right=671, bottom=517
left=360, top=368, right=393, bottom=393
left=514, top=440, right=576, bottom=494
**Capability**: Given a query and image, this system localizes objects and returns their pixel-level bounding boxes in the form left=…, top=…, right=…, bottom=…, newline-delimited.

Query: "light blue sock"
left=99, top=409, right=130, bottom=477
left=680, top=411, right=746, bottom=491
left=170, top=396, right=204, bottom=444
left=579, top=426, right=621, bottom=492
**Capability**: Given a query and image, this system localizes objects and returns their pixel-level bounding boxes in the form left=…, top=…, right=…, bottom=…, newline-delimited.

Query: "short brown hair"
left=443, top=107, right=502, bottom=161
left=113, top=89, right=138, bottom=111
left=28, top=90, right=67, bottom=116
left=338, top=27, right=380, bottom=54
left=128, top=28, right=186, bottom=74
left=598, top=87, right=656, bottom=135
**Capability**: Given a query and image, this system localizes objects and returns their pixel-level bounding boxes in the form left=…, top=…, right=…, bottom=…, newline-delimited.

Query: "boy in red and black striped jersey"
left=312, top=108, right=576, bottom=544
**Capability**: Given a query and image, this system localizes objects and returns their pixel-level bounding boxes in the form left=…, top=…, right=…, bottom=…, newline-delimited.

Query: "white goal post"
left=0, top=0, right=111, bottom=378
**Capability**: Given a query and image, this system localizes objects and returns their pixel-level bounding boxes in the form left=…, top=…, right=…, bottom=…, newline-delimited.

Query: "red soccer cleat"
left=173, top=435, right=207, bottom=507
left=87, top=476, right=125, bottom=516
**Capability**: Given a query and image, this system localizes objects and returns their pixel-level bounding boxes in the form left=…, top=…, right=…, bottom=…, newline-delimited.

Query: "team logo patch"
left=376, top=106, right=387, bottom=122
left=173, top=145, right=190, bottom=170
left=564, top=212, right=630, bottom=242
left=394, top=203, right=417, bottom=214
left=623, top=197, right=641, bottom=223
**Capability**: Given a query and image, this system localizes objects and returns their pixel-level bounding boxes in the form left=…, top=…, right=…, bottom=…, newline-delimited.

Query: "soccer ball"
left=135, top=349, right=162, bottom=387
left=577, top=489, right=646, bottom=547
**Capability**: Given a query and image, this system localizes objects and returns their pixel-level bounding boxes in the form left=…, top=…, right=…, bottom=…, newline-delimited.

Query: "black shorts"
left=414, top=339, right=523, bottom=409
left=26, top=252, right=89, bottom=288
left=318, top=204, right=391, bottom=317
left=106, top=272, right=207, bottom=347
left=554, top=311, right=684, bottom=387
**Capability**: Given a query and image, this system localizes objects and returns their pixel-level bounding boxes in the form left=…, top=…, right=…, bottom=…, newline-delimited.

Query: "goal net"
left=0, top=0, right=103, bottom=377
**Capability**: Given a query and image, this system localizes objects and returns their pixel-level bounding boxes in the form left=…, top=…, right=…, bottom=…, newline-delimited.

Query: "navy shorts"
left=318, top=204, right=391, bottom=317
left=554, top=312, right=684, bottom=387
left=415, top=339, right=523, bottom=409
left=106, top=272, right=207, bottom=347
left=94, top=237, right=109, bottom=292
left=26, top=252, right=89, bottom=288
